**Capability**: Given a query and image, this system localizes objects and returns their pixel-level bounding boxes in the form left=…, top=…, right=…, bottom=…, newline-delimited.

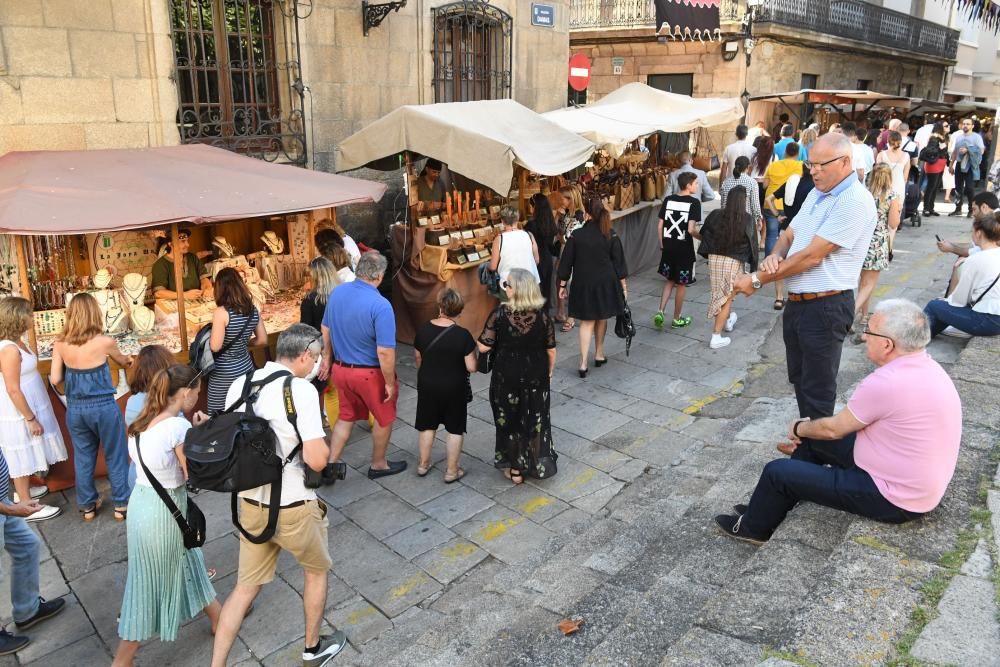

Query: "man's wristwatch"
left=750, top=272, right=762, bottom=290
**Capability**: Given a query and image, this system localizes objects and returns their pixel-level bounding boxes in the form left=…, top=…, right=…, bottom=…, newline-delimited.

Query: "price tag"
left=430, top=215, right=441, bottom=226
left=461, top=230, right=475, bottom=239
left=418, top=217, right=429, bottom=227
left=438, top=236, right=450, bottom=246
left=466, top=251, right=481, bottom=262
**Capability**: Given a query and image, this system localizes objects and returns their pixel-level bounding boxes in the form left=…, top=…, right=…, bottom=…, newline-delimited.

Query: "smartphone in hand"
left=935, top=235, right=942, bottom=242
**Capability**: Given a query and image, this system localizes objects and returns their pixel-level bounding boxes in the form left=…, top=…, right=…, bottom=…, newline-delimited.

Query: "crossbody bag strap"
left=134, top=432, right=191, bottom=535
left=423, top=324, right=455, bottom=353
left=971, top=271, right=1000, bottom=308
left=215, top=307, right=255, bottom=360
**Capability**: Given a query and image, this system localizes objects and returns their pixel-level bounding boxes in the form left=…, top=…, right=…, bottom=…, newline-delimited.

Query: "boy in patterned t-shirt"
left=654, top=172, right=701, bottom=329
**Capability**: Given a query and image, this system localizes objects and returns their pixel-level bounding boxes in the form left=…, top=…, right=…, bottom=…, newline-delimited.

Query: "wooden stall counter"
left=390, top=224, right=498, bottom=345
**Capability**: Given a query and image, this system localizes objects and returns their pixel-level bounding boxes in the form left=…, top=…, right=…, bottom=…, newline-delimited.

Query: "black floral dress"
left=479, top=307, right=558, bottom=479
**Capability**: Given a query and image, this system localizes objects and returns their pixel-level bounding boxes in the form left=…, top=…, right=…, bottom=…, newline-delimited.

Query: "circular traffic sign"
left=568, top=53, right=591, bottom=92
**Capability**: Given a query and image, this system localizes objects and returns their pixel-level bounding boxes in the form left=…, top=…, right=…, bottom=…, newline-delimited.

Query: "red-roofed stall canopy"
left=0, top=144, right=386, bottom=235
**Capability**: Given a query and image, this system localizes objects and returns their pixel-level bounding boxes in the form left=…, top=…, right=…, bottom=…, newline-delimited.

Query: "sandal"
left=773, top=299, right=785, bottom=311
left=416, top=463, right=432, bottom=477
left=505, top=468, right=524, bottom=485
left=444, top=468, right=466, bottom=484
left=561, top=319, right=576, bottom=332
left=80, top=499, right=102, bottom=522
left=114, top=506, right=127, bottom=522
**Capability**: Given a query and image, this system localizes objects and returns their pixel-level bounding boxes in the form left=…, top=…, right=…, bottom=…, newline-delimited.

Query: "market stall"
left=0, top=144, right=385, bottom=490
left=337, top=98, right=596, bottom=343
left=543, top=83, right=742, bottom=273
left=746, top=89, right=912, bottom=131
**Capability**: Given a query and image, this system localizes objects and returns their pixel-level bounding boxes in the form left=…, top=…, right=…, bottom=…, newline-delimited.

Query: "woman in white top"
left=0, top=297, right=68, bottom=522
left=113, top=364, right=219, bottom=667
left=875, top=131, right=910, bottom=200
left=924, top=212, right=1000, bottom=338
left=489, top=205, right=540, bottom=285
left=941, top=122, right=957, bottom=201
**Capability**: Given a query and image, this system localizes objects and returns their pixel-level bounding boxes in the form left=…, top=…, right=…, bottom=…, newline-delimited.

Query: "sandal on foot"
left=509, top=469, right=524, bottom=485
left=561, top=319, right=576, bottom=332
left=80, top=499, right=102, bottom=522
left=114, top=506, right=127, bottom=522
left=773, top=299, right=785, bottom=310
left=444, top=468, right=466, bottom=484
left=416, top=463, right=432, bottom=477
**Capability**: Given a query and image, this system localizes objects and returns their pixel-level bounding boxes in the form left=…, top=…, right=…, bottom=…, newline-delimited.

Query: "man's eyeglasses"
left=804, top=155, right=848, bottom=171
left=862, top=327, right=894, bottom=345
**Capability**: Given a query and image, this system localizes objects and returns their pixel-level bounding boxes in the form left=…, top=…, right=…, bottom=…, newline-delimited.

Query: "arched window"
left=432, top=1, right=513, bottom=103
left=170, top=0, right=307, bottom=164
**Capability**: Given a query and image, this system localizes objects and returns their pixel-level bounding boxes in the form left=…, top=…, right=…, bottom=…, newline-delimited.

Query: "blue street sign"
left=531, top=3, right=555, bottom=27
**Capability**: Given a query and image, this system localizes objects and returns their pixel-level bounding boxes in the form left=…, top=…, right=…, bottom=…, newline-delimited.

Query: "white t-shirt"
left=948, top=247, right=1000, bottom=315
left=722, top=140, right=756, bottom=176
left=337, top=267, right=356, bottom=283
left=225, top=361, right=325, bottom=506
left=129, top=416, right=191, bottom=490
left=343, top=235, right=362, bottom=268
left=851, top=143, right=874, bottom=177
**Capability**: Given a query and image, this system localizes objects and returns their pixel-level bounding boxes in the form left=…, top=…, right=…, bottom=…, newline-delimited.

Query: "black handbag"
left=135, top=432, right=207, bottom=550
left=614, top=299, right=637, bottom=356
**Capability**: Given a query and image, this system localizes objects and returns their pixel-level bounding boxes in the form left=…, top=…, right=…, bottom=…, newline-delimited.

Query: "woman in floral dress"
left=854, top=163, right=900, bottom=343
left=478, top=269, right=558, bottom=484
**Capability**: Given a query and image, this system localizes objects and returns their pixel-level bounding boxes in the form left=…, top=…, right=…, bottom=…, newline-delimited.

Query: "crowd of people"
left=0, top=112, right=995, bottom=663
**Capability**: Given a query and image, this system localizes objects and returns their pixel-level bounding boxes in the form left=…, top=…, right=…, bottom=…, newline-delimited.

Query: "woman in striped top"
left=720, top=156, right=764, bottom=228
left=206, top=268, right=266, bottom=413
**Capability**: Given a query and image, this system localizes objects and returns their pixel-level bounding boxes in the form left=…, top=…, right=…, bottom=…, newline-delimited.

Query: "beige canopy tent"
left=542, top=82, right=744, bottom=156
left=0, top=144, right=387, bottom=235
left=335, top=99, right=596, bottom=196
left=747, top=89, right=913, bottom=129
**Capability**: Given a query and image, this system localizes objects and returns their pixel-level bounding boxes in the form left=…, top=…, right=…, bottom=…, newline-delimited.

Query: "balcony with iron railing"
left=569, top=0, right=959, bottom=61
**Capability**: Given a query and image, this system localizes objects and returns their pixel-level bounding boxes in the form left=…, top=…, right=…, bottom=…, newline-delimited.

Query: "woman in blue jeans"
left=925, top=212, right=1000, bottom=338
left=50, top=293, right=133, bottom=522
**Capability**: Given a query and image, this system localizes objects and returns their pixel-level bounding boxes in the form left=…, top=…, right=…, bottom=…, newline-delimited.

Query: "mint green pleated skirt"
left=118, top=484, right=216, bottom=642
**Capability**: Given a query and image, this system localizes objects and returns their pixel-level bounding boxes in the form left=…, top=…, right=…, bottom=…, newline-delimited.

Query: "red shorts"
left=331, top=364, right=398, bottom=427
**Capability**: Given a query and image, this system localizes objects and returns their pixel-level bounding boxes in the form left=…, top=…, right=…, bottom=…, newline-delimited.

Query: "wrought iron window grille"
left=432, top=0, right=513, bottom=103
left=362, top=0, right=408, bottom=36
left=169, top=0, right=310, bottom=166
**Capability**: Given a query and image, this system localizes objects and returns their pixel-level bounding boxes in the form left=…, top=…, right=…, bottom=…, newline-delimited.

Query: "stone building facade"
left=1, top=0, right=571, bottom=241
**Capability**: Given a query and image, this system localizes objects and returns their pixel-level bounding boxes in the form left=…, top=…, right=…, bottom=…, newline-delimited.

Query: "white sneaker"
left=941, top=326, right=972, bottom=339
left=710, top=334, right=731, bottom=349
left=724, top=312, right=738, bottom=332
left=25, top=504, right=62, bottom=523
left=12, top=485, right=48, bottom=503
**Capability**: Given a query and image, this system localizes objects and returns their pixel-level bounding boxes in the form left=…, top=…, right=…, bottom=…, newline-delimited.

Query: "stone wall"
left=0, top=0, right=179, bottom=153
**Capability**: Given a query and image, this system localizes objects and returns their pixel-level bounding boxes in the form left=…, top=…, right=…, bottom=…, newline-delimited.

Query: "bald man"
left=734, top=133, right=877, bottom=445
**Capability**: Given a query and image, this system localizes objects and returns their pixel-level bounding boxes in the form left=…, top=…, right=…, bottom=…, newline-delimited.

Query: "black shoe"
left=578, top=368, right=588, bottom=378
left=929, top=211, right=941, bottom=216
left=952, top=207, right=963, bottom=216
left=14, top=597, right=66, bottom=631
left=594, top=358, right=607, bottom=367
left=714, top=514, right=768, bottom=545
left=733, top=503, right=748, bottom=515
left=367, top=460, right=407, bottom=479
left=303, top=630, right=348, bottom=667
left=0, top=630, right=30, bottom=656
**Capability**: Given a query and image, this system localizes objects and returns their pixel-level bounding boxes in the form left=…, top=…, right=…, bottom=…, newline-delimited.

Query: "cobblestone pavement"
left=2, top=210, right=995, bottom=667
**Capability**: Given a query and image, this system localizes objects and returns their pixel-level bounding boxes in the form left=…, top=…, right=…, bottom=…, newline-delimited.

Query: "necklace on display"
left=261, top=231, right=284, bottom=255
left=121, top=273, right=148, bottom=306
left=213, top=237, right=235, bottom=258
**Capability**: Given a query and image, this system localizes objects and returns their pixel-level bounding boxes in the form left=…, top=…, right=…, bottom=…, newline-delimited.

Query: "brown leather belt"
left=243, top=498, right=307, bottom=510
left=787, top=290, right=845, bottom=302
left=334, top=360, right=380, bottom=370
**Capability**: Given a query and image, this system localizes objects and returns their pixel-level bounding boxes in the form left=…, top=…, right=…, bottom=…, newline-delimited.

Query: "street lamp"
left=739, top=0, right=766, bottom=119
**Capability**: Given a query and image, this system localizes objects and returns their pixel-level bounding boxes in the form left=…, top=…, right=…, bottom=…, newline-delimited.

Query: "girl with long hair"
left=525, top=193, right=560, bottom=304
left=555, top=186, right=585, bottom=331
left=854, top=163, right=901, bottom=342
left=478, top=269, right=557, bottom=484
left=557, top=198, right=628, bottom=377
left=124, top=344, right=176, bottom=491
left=207, top=268, right=267, bottom=413
left=699, top=187, right=759, bottom=349
left=876, top=130, right=910, bottom=200
left=50, top=293, right=133, bottom=522
left=113, top=365, right=219, bottom=667
left=0, top=297, right=67, bottom=521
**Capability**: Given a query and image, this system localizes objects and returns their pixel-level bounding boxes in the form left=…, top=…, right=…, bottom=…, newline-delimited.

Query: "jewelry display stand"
left=130, top=305, right=155, bottom=334
left=261, top=231, right=285, bottom=255
left=212, top=236, right=235, bottom=258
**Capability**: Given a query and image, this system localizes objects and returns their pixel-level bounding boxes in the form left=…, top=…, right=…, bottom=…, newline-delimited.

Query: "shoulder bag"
left=971, top=272, right=1000, bottom=308
left=135, top=431, right=207, bottom=550
left=424, top=324, right=473, bottom=403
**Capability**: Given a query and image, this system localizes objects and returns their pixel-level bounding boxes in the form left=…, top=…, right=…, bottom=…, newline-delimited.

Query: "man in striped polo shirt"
left=0, top=451, right=66, bottom=656
left=735, top=133, right=877, bottom=448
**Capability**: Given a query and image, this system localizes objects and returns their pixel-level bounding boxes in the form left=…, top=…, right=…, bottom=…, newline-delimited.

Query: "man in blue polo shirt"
left=319, top=251, right=406, bottom=479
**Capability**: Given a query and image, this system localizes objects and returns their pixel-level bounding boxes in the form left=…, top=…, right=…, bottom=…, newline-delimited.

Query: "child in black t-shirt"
left=654, top=172, right=701, bottom=329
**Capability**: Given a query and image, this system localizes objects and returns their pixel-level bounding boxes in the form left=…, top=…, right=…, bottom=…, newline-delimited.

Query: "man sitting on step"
left=715, top=299, right=962, bottom=545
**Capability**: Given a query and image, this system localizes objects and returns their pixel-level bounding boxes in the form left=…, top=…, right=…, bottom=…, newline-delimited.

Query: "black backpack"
left=919, top=138, right=942, bottom=164
left=183, top=369, right=302, bottom=544
left=188, top=309, right=254, bottom=377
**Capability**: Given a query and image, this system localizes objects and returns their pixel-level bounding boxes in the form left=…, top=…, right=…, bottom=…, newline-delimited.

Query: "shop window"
left=432, top=1, right=513, bottom=103
left=647, top=73, right=693, bottom=95
left=170, top=0, right=307, bottom=165
left=801, top=73, right=819, bottom=89
left=901, top=83, right=914, bottom=97
left=857, top=79, right=872, bottom=91
left=568, top=86, right=588, bottom=106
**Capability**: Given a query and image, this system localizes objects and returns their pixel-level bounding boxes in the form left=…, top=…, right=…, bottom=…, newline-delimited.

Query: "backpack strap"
left=222, top=370, right=292, bottom=415
left=282, top=375, right=304, bottom=465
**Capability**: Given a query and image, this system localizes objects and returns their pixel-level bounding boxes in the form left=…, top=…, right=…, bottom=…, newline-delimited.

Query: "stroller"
left=902, top=179, right=922, bottom=227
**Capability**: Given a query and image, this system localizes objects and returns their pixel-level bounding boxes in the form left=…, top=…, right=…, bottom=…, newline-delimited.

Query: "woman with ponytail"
left=113, top=365, right=219, bottom=667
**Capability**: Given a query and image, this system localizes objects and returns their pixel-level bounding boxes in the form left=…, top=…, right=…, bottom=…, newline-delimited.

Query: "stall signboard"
left=531, top=3, right=555, bottom=27
left=569, top=53, right=591, bottom=92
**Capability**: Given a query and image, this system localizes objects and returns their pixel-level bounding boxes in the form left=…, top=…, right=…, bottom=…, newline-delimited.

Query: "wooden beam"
left=14, top=236, right=37, bottom=354
left=518, top=168, right=528, bottom=221
left=306, top=210, right=317, bottom=262
left=171, top=223, right=189, bottom=353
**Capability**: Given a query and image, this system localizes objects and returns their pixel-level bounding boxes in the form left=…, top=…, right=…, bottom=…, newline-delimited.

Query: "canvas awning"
left=748, top=89, right=912, bottom=110
left=0, top=144, right=387, bottom=235
left=335, top=99, right=596, bottom=196
left=542, top=83, right=744, bottom=156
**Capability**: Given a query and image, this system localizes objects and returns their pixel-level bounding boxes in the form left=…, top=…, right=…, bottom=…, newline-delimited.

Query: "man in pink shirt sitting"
left=715, top=299, right=963, bottom=544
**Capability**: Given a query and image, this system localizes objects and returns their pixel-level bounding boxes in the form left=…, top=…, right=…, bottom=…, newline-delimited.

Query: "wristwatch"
left=750, top=272, right=762, bottom=290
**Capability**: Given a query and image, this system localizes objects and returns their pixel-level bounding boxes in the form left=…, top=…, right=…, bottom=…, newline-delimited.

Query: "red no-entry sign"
left=568, top=53, right=591, bottom=92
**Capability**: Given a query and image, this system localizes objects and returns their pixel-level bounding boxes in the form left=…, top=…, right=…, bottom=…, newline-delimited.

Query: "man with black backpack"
left=210, top=324, right=347, bottom=667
